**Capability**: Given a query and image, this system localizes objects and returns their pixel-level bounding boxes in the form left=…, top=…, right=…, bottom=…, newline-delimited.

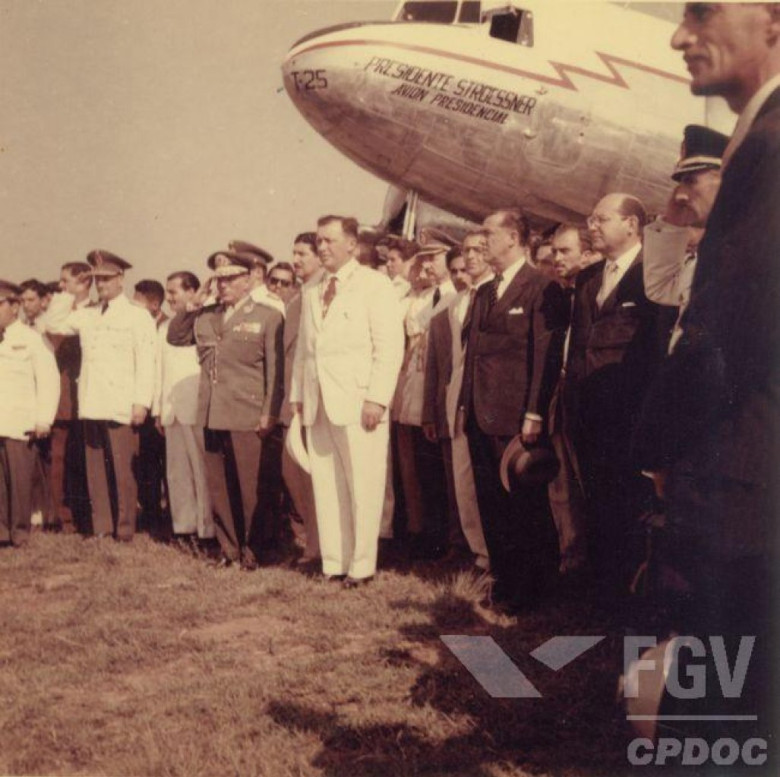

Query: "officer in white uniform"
left=46, top=251, right=157, bottom=540
left=0, top=281, right=59, bottom=546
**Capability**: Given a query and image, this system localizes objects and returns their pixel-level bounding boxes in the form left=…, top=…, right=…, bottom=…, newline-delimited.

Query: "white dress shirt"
left=153, top=319, right=202, bottom=427
left=596, top=242, right=642, bottom=307
left=494, top=256, right=525, bottom=301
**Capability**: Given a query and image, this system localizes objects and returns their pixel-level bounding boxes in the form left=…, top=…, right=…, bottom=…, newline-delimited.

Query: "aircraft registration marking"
left=364, top=55, right=537, bottom=125
left=291, top=37, right=690, bottom=93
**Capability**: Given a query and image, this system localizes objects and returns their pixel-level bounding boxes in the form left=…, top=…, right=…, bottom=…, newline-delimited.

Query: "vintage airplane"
left=281, top=0, right=734, bottom=234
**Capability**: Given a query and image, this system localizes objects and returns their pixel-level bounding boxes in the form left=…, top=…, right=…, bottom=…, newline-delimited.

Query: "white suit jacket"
left=290, top=260, right=404, bottom=427
left=0, top=320, right=60, bottom=440
left=153, top=320, right=201, bottom=427
left=47, top=292, right=157, bottom=424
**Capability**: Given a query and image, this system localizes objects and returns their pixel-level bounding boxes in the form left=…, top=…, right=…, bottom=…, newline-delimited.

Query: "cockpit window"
left=458, top=1, right=481, bottom=23
left=397, top=1, right=459, bottom=23
left=484, top=6, right=534, bottom=46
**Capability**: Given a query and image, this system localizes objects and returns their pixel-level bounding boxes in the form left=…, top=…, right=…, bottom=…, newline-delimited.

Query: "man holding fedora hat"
left=460, top=208, right=568, bottom=612
left=167, top=250, right=284, bottom=568
left=46, top=250, right=157, bottom=541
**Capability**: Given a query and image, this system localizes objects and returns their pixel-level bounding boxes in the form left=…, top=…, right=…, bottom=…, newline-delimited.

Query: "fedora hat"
left=499, top=436, right=560, bottom=491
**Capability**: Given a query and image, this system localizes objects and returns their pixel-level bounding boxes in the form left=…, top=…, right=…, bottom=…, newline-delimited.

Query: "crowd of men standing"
left=0, top=1, right=778, bottom=759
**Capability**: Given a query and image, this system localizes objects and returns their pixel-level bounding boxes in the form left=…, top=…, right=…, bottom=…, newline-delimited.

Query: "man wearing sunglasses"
left=266, top=263, right=297, bottom=307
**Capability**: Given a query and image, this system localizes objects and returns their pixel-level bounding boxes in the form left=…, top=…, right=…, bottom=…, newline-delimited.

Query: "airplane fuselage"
left=282, top=2, right=731, bottom=224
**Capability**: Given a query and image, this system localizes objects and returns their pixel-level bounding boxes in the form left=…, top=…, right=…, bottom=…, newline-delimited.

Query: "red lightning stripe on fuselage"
left=289, top=38, right=690, bottom=90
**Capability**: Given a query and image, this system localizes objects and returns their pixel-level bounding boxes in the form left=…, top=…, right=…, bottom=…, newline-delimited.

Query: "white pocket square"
left=620, top=301, right=637, bottom=308
left=508, top=306, right=524, bottom=315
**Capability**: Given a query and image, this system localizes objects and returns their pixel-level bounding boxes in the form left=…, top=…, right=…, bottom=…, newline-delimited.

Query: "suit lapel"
left=488, top=262, right=533, bottom=323
left=321, top=263, right=359, bottom=328
left=598, top=252, right=642, bottom=315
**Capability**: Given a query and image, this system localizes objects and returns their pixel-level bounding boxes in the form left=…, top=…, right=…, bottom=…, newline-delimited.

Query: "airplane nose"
left=281, top=21, right=413, bottom=175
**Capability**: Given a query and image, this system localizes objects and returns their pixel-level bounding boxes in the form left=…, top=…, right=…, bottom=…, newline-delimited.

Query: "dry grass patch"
left=0, top=533, right=630, bottom=776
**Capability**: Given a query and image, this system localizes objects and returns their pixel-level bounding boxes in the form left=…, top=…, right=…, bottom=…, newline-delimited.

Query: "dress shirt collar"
left=606, top=241, right=641, bottom=276
left=324, top=257, right=358, bottom=285
left=1, top=319, right=22, bottom=340
left=435, top=279, right=455, bottom=298
left=723, top=74, right=780, bottom=168
left=473, top=271, right=495, bottom=290
left=102, top=294, right=127, bottom=312
left=495, top=255, right=525, bottom=295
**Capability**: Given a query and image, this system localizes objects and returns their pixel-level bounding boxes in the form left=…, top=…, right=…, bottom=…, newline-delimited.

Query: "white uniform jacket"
left=0, top=320, right=60, bottom=440
left=47, top=292, right=157, bottom=424
left=290, top=261, right=404, bottom=427
left=153, top=320, right=201, bottom=427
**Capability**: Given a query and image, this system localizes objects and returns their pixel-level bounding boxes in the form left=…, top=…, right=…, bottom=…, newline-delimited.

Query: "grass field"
left=0, top=532, right=632, bottom=777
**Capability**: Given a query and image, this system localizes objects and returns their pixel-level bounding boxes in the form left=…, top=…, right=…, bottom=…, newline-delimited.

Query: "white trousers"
left=164, top=422, right=214, bottom=538
left=309, top=401, right=389, bottom=579
left=282, top=429, right=320, bottom=560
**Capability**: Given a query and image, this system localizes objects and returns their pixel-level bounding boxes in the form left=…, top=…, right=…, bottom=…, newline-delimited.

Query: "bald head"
left=588, top=193, right=646, bottom=259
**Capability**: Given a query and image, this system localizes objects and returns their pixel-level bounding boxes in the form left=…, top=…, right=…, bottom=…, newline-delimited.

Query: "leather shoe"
left=343, top=576, right=373, bottom=589
left=322, top=573, right=346, bottom=583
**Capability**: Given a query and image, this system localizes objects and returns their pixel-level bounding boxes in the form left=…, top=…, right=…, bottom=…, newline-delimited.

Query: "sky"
left=0, top=1, right=683, bottom=284
left=0, top=0, right=396, bottom=283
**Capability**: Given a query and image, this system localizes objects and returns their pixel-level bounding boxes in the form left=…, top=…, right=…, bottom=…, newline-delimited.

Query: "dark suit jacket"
left=460, top=262, right=568, bottom=437
left=422, top=306, right=453, bottom=439
left=168, top=299, right=285, bottom=432
left=565, top=252, right=662, bottom=452
left=634, top=87, right=780, bottom=489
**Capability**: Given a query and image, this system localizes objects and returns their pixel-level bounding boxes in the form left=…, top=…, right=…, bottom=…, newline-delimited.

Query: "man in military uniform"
left=46, top=251, right=157, bottom=541
left=0, top=281, right=60, bottom=547
left=167, top=251, right=284, bottom=568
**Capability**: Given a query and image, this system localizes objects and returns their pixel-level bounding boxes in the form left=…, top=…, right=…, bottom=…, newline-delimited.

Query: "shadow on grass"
left=268, top=584, right=633, bottom=777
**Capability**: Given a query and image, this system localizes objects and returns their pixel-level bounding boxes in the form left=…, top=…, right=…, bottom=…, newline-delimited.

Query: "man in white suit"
left=290, top=215, right=404, bottom=586
left=153, top=271, right=214, bottom=540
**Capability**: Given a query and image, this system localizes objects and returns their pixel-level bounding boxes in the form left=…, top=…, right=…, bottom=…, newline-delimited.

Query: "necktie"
left=596, top=262, right=619, bottom=308
left=488, top=273, right=503, bottom=308
left=432, top=287, right=441, bottom=308
left=322, top=276, right=337, bottom=318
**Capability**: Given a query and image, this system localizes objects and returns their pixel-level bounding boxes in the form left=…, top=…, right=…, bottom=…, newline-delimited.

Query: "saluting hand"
left=361, top=401, right=385, bottom=432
